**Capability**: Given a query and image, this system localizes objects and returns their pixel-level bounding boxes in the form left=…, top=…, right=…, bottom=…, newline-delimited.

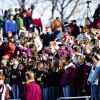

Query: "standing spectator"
left=69, top=20, right=80, bottom=38
left=0, top=60, right=11, bottom=92
left=52, top=17, right=65, bottom=32
left=21, top=71, right=42, bottom=100
left=0, top=74, right=9, bottom=100
left=2, top=16, right=8, bottom=38
left=14, top=8, right=20, bottom=21
left=16, top=14, right=24, bottom=32
left=88, top=53, right=100, bottom=100
left=40, top=26, right=54, bottom=47
left=33, top=32, right=43, bottom=52
left=53, top=26, right=64, bottom=42
left=94, top=4, right=100, bottom=17
left=5, top=14, right=17, bottom=36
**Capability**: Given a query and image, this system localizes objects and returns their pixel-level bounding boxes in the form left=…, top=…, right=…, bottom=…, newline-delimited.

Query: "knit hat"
left=8, top=8, right=13, bottom=12
left=31, top=4, right=35, bottom=10
left=1, top=60, right=7, bottom=66
left=21, top=26, right=26, bottom=30
left=43, top=48, right=50, bottom=54
left=45, top=26, right=51, bottom=29
left=59, top=48, right=66, bottom=57
left=65, top=46, right=73, bottom=57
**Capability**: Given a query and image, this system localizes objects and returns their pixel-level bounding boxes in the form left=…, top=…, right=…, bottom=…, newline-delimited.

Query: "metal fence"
left=57, top=96, right=91, bottom=100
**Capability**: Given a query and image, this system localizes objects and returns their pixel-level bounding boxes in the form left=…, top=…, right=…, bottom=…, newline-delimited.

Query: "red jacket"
left=0, top=42, right=16, bottom=59
left=22, top=81, right=42, bottom=100
left=32, top=18, right=42, bottom=28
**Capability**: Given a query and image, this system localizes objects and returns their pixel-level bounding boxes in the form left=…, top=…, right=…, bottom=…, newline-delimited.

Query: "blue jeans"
left=91, top=85, right=99, bottom=100
left=49, top=87, right=56, bottom=100
left=12, top=84, right=20, bottom=99
left=99, top=87, right=100, bottom=100
left=63, top=85, right=72, bottom=100
left=42, top=87, right=49, bottom=100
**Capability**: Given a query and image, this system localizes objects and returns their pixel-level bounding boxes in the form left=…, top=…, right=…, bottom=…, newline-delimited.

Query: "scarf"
left=26, top=79, right=34, bottom=84
left=0, top=84, right=6, bottom=100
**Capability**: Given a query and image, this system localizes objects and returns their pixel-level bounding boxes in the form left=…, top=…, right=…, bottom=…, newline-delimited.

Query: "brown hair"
left=82, top=26, right=89, bottom=33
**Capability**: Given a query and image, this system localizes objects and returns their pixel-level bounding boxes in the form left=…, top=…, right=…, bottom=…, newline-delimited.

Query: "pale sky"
left=0, top=0, right=100, bottom=26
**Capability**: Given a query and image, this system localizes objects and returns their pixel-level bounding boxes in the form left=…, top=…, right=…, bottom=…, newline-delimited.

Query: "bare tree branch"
left=66, top=0, right=80, bottom=19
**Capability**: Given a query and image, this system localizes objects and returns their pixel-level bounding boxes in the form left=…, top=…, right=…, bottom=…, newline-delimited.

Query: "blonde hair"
left=25, top=71, right=34, bottom=80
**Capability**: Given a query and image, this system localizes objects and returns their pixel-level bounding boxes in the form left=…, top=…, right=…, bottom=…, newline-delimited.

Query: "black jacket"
left=0, top=66, right=11, bottom=84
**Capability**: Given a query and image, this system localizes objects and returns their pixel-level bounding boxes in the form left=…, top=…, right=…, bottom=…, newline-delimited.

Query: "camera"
left=86, top=1, right=91, bottom=4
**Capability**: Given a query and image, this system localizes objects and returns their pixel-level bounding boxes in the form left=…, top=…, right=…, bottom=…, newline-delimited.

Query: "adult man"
left=5, top=14, right=17, bottom=36
left=69, top=20, right=80, bottom=38
left=40, top=26, right=54, bottom=47
left=21, top=71, right=42, bottom=100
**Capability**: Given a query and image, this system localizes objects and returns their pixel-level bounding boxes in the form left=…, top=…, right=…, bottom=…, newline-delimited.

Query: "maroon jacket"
left=60, top=65, right=76, bottom=86
left=83, top=64, right=91, bottom=90
left=0, top=84, right=9, bottom=100
left=21, top=81, right=42, bottom=100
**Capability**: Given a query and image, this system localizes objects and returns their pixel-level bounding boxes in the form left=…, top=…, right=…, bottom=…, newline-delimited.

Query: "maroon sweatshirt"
left=21, top=81, right=42, bottom=100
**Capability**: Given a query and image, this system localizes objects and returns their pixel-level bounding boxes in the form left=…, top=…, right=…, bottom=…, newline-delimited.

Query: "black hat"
left=72, top=20, right=76, bottom=23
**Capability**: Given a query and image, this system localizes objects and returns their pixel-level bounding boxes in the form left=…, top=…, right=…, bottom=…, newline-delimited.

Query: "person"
left=88, top=53, right=100, bottom=100
left=69, top=20, right=80, bottom=38
left=40, top=26, right=54, bottom=47
left=0, top=74, right=9, bottom=100
left=51, top=17, right=65, bottom=32
left=33, top=32, right=43, bottom=52
left=60, top=56, right=76, bottom=100
left=5, top=14, right=17, bottom=36
left=94, top=4, right=100, bottom=17
left=21, top=71, right=42, bottom=100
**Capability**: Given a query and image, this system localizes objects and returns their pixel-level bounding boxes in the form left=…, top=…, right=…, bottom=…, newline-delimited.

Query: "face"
left=8, top=33, right=12, bottom=38
left=19, top=64, right=24, bottom=70
left=0, top=79, right=4, bottom=85
left=46, top=28, right=51, bottom=33
left=10, top=15, right=14, bottom=20
left=9, top=38, right=14, bottom=42
left=28, top=33, right=32, bottom=37
left=77, top=56, right=81, bottom=64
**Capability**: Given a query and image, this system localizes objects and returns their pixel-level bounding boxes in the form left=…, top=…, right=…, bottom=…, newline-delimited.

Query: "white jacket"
left=33, top=37, right=43, bottom=51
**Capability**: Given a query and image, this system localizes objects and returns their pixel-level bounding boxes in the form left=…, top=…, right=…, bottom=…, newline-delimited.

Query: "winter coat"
left=88, top=61, right=100, bottom=85
left=21, top=81, right=42, bottom=100
left=5, top=19, right=17, bottom=33
left=0, top=66, right=11, bottom=84
left=0, top=42, right=16, bottom=59
left=16, top=17, right=24, bottom=31
left=33, top=37, right=43, bottom=51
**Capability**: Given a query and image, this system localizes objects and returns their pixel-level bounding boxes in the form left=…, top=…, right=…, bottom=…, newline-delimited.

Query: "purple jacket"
left=20, top=48, right=31, bottom=56
left=60, top=65, right=76, bottom=87
left=83, top=64, right=91, bottom=90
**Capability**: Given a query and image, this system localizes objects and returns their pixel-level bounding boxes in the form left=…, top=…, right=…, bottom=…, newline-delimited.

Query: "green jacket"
left=16, top=17, right=24, bottom=31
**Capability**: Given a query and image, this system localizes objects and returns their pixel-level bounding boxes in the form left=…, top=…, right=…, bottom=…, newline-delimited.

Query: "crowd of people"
left=0, top=3, right=100, bottom=100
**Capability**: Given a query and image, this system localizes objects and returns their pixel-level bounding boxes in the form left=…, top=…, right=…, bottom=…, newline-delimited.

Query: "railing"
left=57, top=96, right=91, bottom=100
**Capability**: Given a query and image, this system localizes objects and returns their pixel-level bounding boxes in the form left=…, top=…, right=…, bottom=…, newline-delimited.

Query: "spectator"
left=69, top=20, right=80, bottom=38
left=21, top=71, right=42, bottom=100
left=0, top=74, right=9, bottom=100
left=5, top=14, right=17, bottom=35
left=52, top=17, right=65, bottom=32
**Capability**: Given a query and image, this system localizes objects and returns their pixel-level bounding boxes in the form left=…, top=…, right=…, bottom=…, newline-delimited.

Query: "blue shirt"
left=5, top=19, right=17, bottom=33
left=88, top=65, right=100, bottom=85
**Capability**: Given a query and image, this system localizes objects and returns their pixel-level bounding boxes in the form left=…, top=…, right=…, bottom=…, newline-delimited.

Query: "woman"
left=88, top=53, right=100, bottom=100
left=33, top=32, right=43, bottom=52
left=0, top=74, right=9, bottom=100
left=60, top=55, right=76, bottom=99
